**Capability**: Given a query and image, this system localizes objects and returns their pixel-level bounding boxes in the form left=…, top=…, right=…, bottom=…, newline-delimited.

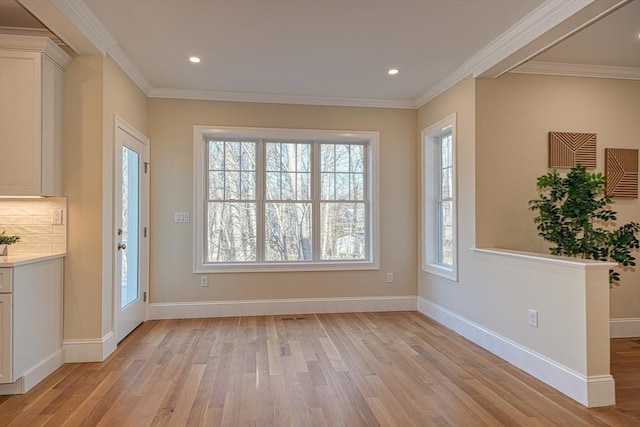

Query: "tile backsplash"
left=0, top=198, right=67, bottom=254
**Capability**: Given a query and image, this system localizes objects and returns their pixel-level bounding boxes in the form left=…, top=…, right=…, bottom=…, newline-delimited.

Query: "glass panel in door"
left=121, top=146, right=140, bottom=308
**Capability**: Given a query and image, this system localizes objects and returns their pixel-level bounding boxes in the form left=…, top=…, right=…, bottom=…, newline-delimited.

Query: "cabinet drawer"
left=0, top=268, right=12, bottom=293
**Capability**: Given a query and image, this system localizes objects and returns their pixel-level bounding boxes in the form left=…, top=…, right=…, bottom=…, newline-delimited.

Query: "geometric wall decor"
left=605, top=148, right=638, bottom=198
left=548, top=132, right=597, bottom=169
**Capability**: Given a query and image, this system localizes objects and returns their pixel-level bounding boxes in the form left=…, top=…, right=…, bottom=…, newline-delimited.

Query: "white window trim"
left=193, top=126, right=380, bottom=273
left=422, top=114, right=458, bottom=281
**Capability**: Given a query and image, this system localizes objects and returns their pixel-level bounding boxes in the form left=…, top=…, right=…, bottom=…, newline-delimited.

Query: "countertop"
left=0, top=252, right=66, bottom=267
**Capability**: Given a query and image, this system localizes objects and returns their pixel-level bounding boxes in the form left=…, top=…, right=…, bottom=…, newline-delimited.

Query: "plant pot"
left=0, top=244, right=6, bottom=256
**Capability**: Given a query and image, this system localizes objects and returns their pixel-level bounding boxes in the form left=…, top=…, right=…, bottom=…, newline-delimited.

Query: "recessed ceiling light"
left=189, top=56, right=201, bottom=63
left=388, top=68, right=399, bottom=75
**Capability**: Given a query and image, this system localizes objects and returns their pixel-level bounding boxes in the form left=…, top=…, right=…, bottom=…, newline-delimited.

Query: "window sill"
left=422, top=262, right=458, bottom=282
left=194, top=261, right=379, bottom=274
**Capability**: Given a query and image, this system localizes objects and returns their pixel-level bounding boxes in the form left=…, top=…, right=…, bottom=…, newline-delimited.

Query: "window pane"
left=208, top=171, right=225, bottom=200
left=241, top=142, right=256, bottom=170
left=335, top=173, right=350, bottom=200
left=441, top=166, right=452, bottom=199
left=265, top=203, right=312, bottom=261
left=241, top=171, right=255, bottom=199
left=207, top=202, right=256, bottom=262
left=225, top=171, right=241, bottom=200
left=298, top=144, right=310, bottom=173
left=350, top=145, right=364, bottom=173
left=298, top=172, right=311, bottom=200
left=321, top=144, right=335, bottom=172
left=266, top=142, right=310, bottom=201
left=321, top=173, right=335, bottom=200
left=335, top=144, right=350, bottom=173
left=266, top=172, right=281, bottom=200
left=351, top=173, right=364, bottom=200
left=320, top=203, right=366, bottom=260
left=437, top=200, right=453, bottom=266
left=209, top=141, right=224, bottom=170
left=225, top=142, right=241, bottom=170
left=440, top=135, right=452, bottom=168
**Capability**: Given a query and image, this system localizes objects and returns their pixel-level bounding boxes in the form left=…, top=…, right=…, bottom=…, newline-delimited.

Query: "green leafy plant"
left=0, top=230, right=21, bottom=245
left=529, top=164, right=640, bottom=285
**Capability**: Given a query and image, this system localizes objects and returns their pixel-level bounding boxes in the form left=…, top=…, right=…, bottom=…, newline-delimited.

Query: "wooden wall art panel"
left=605, top=148, right=638, bottom=198
left=548, top=132, right=596, bottom=169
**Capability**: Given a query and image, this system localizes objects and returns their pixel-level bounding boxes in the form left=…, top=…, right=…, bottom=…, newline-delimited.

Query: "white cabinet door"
left=0, top=51, right=42, bottom=196
left=0, top=294, right=12, bottom=384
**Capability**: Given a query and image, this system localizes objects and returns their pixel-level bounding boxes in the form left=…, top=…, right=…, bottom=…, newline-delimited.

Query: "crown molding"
left=51, top=0, right=116, bottom=54
left=511, top=61, right=640, bottom=80
left=149, top=87, right=416, bottom=109
left=414, top=0, right=598, bottom=108
left=107, top=45, right=152, bottom=95
left=0, top=33, right=72, bottom=69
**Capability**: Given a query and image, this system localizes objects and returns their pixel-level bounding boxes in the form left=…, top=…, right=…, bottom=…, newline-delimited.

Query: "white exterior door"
left=114, top=117, right=149, bottom=343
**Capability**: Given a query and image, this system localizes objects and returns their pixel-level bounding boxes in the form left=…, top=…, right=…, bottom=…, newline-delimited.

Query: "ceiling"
left=2, top=0, right=639, bottom=108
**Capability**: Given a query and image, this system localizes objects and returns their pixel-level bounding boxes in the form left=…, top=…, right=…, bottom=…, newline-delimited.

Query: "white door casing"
left=114, top=116, right=149, bottom=343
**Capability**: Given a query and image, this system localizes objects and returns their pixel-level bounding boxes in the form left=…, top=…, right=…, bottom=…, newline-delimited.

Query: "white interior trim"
left=413, top=0, right=597, bottom=107
left=149, top=296, right=417, bottom=320
left=510, top=61, right=640, bottom=80
left=193, top=126, right=380, bottom=273
left=0, top=349, right=64, bottom=395
left=417, top=297, right=615, bottom=408
left=610, top=318, right=640, bottom=338
left=63, top=331, right=116, bottom=363
left=471, top=247, right=617, bottom=269
left=150, top=87, right=415, bottom=109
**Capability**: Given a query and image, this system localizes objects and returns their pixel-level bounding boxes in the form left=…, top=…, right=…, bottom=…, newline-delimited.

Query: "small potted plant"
left=0, top=231, right=21, bottom=256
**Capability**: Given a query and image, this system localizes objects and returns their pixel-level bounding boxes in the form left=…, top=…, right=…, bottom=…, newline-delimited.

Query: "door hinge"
left=143, top=291, right=147, bottom=302
left=144, top=162, right=149, bottom=173
left=144, top=227, right=147, bottom=237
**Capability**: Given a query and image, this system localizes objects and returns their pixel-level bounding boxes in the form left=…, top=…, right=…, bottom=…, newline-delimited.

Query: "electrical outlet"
left=528, top=309, right=538, bottom=327
left=386, top=272, right=394, bottom=283
left=200, top=276, right=209, bottom=287
left=175, top=212, right=190, bottom=223
left=52, top=209, right=63, bottom=225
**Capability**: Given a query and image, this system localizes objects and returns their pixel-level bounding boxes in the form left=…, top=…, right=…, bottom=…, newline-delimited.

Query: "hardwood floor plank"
left=1, top=312, right=638, bottom=426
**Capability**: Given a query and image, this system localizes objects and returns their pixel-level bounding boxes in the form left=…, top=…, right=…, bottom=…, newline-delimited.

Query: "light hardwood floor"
left=1, top=312, right=638, bottom=426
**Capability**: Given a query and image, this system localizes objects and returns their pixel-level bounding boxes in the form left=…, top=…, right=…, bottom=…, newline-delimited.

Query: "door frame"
left=113, top=115, right=149, bottom=341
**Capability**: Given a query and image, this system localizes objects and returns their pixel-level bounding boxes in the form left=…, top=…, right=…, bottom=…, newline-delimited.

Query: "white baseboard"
left=149, top=296, right=417, bottom=320
left=610, top=318, right=640, bottom=338
left=0, top=348, right=64, bottom=395
left=417, top=297, right=615, bottom=408
left=63, top=331, right=116, bottom=363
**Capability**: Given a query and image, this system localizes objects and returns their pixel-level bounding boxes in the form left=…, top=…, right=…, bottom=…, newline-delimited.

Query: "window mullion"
left=256, top=139, right=265, bottom=262
left=312, top=141, right=321, bottom=262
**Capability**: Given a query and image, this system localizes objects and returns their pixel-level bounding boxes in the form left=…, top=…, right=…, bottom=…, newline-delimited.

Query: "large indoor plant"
left=529, top=164, right=640, bottom=285
left=0, top=230, right=21, bottom=256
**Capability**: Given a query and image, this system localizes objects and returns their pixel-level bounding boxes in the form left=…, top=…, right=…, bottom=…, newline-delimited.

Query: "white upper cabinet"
left=0, top=35, right=71, bottom=196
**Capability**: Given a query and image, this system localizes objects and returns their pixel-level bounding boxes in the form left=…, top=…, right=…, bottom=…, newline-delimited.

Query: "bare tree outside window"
left=204, top=137, right=370, bottom=265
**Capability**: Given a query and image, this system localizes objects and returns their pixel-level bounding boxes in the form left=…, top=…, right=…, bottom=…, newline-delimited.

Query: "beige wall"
left=102, top=55, right=148, bottom=336
left=63, top=55, right=104, bottom=340
left=148, top=99, right=417, bottom=302
left=417, top=76, right=477, bottom=313
left=63, top=54, right=148, bottom=341
left=476, top=74, right=640, bottom=319
left=416, top=76, right=614, bottom=383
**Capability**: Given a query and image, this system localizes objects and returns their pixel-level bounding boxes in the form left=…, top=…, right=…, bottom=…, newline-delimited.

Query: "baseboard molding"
left=417, top=297, right=615, bottom=408
left=0, top=348, right=64, bottom=395
left=149, top=296, right=417, bottom=320
left=610, top=318, right=640, bottom=338
left=63, top=331, right=116, bottom=363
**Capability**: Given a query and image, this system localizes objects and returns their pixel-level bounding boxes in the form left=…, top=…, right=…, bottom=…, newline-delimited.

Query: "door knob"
left=118, top=243, right=127, bottom=250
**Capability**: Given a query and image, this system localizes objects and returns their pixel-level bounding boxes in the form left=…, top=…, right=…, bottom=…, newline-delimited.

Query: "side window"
left=422, top=114, right=458, bottom=281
